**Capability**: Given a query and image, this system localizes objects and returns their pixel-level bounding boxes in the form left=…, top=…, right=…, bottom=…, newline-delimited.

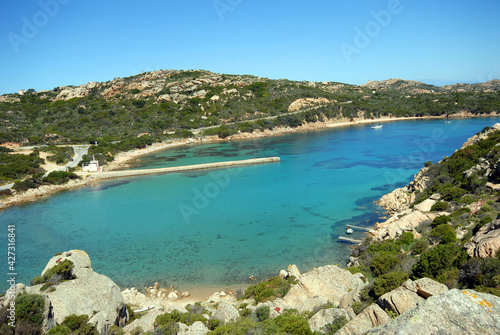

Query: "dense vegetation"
left=1, top=70, right=499, bottom=145
left=0, top=147, right=44, bottom=183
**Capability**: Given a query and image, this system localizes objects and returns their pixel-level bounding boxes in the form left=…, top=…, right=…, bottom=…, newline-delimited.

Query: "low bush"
left=430, top=224, right=457, bottom=244
left=154, top=309, right=207, bottom=328
left=255, top=305, right=270, bottom=322
left=15, top=293, right=45, bottom=327
left=47, top=314, right=97, bottom=335
left=441, top=187, right=466, bottom=202
left=274, top=309, right=312, bottom=335
left=372, top=271, right=409, bottom=297
left=430, top=215, right=452, bottom=228
left=244, top=276, right=297, bottom=303
left=431, top=201, right=449, bottom=211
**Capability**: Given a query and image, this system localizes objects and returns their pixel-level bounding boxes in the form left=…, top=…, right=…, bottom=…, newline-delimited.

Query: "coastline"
left=2, top=114, right=499, bottom=309
left=0, top=113, right=489, bottom=211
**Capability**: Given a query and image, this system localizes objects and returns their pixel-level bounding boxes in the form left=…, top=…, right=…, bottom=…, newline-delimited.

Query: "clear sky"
left=1, top=0, right=499, bottom=94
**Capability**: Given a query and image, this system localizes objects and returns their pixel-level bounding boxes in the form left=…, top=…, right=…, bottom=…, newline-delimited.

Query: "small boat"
left=445, top=121, right=451, bottom=124
left=346, top=227, right=354, bottom=234
left=371, top=111, right=383, bottom=129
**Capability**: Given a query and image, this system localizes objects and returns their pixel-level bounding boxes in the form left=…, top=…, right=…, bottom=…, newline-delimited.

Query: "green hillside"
left=1, top=70, right=499, bottom=145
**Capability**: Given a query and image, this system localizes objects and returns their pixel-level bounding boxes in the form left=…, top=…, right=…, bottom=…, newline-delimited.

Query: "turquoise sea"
left=1, top=118, right=500, bottom=291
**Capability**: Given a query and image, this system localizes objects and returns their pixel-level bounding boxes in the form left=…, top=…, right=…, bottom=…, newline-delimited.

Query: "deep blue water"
left=1, top=118, right=499, bottom=291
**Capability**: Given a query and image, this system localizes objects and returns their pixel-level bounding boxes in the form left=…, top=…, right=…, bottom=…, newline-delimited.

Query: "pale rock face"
left=282, top=265, right=366, bottom=312
left=368, top=289, right=500, bottom=334
left=287, top=264, right=301, bottom=279
left=413, top=198, right=437, bottom=212
left=212, top=303, right=239, bottom=323
left=372, top=210, right=435, bottom=240
left=308, top=308, right=352, bottom=333
left=465, top=219, right=500, bottom=258
left=336, top=304, right=390, bottom=335
left=177, top=321, right=209, bottom=335
left=26, top=250, right=128, bottom=334
left=288, top=97, right=331, bottom=112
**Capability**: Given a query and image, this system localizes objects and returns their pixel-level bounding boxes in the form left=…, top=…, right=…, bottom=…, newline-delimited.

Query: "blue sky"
left=1, top=0, right=499, bottom=94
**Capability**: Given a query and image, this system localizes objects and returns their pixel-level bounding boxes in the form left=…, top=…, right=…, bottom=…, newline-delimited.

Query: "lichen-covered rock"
left=308, top=308, right=352, bottom=333
left=336, top=304, right=390, bottom=335
left=368, top=289, right=500, bottom=334
left=465, top=219, right=500, bottom=258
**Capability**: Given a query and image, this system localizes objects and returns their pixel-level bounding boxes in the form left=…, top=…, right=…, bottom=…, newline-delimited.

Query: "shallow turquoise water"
left=1, top=118, right=499, bottom=291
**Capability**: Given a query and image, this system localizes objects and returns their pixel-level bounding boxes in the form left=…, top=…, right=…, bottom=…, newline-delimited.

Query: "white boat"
left=346, top=227, right=354, bottom=234
left=371, top=112, right=382, bottom=129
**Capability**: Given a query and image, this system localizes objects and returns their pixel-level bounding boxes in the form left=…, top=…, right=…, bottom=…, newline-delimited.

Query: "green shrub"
left=372, top=271, right=409, bottom=297
left=441, top=187, right=466, bottom=202
left=398, top=232, right=414, bottom=246
left=43, top=171, right=79, bottom=185
left=44, top=259, right=75, bottom=282
left=370, top=253, right=400, bottom=276
left=255, top=305, right=270, bottom=322
left=431, top=201, right=449, bottom=211
left=274, top=309, right=312, bottom=335
left=451, top=207, right=471, bottom=218
left=108, top=325, right=125, bottom=335
left=47, top=314, right=97, bottom=335
left=412, top=243, right=460, bottom=279
left=323, top=315, right=348, bottom=334
left=410, top=239, right=429, bottom=255
left=430, top=224, right=456, bottom=244
left=15, top=293, right=45, bottom=327
left=351, top=302, right=365, bottom=315
left=208, top=318, right=221, bottom=330
left=154, top=309, right=207, bottom=327
left=430, top=215, right=452, bottom=228
left=244, top=276, right=297, bottom=303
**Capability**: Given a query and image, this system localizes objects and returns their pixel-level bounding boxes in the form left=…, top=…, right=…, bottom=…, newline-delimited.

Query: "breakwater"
left=98, top=157, right=281, bottom=180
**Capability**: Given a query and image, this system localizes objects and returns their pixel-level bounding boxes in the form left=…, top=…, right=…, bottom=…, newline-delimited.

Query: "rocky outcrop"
left=24, top=250, right=128, bottom=334
left=368, top=289, right=500, bottom=334
left=212, top=303, right=239, bottom=323
left=371, top=209, right=435, bottom=240
left=465, top=219, right=500, bottom=258
left=308, top=308, right=353, bottom=333
left=279, top=265, right=366, bottom=312
left=336, top=304, right=390, bottom=335
left=288, top=97, right=332, bottom=112
left=378, top=278, right=448, bottom=315
left=377, top=167, right=431, bottom=214
left=461, top=123, right=500, bottom=149
left=178, top=321, right=209, bottom=335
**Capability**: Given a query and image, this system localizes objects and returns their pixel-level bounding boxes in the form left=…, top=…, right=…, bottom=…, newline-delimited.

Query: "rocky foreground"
left=2, top=250, right=500, bottom=334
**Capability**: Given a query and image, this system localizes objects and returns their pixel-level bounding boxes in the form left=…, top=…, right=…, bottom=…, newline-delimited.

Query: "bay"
left=1, top=118, right=499, bottom=291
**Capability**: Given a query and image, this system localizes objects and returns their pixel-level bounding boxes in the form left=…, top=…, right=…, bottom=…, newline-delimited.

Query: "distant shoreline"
left=0, top=113, right=493, bottom=211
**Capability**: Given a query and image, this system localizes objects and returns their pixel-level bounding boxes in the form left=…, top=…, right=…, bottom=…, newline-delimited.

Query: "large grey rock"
left=368, top=289, right=500, bottom=334
left=26, top=250, right=128, bottom=334
left=178, top=321, right=209, bottom=334
left=282, top=265, right=366, bottom=312
left=308, top=308, right=351, bottom=333
left=378, top=278, right=448, bottom=315
left=212, top=303, right=239, bottom=323
left=336, top=304, right=390, bottom=335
